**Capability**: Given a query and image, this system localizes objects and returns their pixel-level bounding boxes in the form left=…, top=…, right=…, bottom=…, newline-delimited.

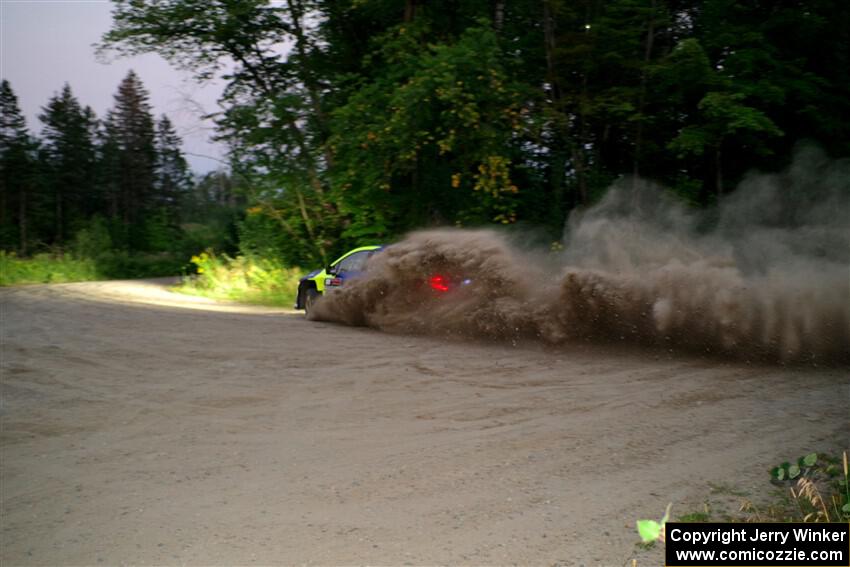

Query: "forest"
left=2, top=0, right=849, bottom=285
left=0, top=72, right=241, bottom=280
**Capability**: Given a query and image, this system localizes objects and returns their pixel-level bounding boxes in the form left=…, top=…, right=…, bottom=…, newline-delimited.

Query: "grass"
left=0, top=250, right=189, bottom=286
left=677, top=510, right=712, bottom=522
left=174, top=250, right=304, bottom=307
left=702, top=450, right=850, bottom=524
left=743, top=451, right=850, bottom=523
left=1, top=251, right=100, bottom=285
left=634, top=450, right=849, bottom=555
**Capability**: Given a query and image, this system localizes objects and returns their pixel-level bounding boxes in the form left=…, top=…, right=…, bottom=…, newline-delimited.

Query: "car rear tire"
left=304, top=288, right=320, bottom=319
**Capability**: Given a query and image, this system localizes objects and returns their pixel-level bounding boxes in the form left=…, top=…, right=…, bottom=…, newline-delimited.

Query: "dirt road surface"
left=2, top=279, right=847, bottom=566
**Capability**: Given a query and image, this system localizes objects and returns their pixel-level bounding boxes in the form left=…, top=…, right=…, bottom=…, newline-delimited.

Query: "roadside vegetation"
left=0, top=251, right=99, bottom=285
left=636, top=451, right=850, bottom=549
left=743, top=451, right=850, bottom=523
left=0, top=249, right=186, bottom=285
left=174, top=251, right=303, bottom=307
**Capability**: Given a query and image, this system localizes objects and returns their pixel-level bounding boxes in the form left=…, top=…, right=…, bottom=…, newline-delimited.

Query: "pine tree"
left=39, top=83, right=98, bottom=246
left=104, top=70, right=156, bottom=249
left=97, top=115, right=122, bottom=222
left=0, top=80, right=37, bottom=253
left=153, top=115, right=192, bottom=211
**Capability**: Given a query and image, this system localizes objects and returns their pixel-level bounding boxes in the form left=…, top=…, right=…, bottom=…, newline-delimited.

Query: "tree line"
left=0, top=72, right=240, bottom=267
left=7, top=0, right=850, bottom=273
left=100, top=0, right=849, bottom=268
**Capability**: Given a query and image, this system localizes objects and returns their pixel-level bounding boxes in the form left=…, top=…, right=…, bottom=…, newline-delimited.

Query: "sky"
left=0, top=0, right=227, bottom=174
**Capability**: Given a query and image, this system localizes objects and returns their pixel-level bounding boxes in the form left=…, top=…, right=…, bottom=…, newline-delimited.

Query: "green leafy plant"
left=745, top=451, right=850, bottom=523
left=636, top=503, right=672, bottom=544
left=771, top=452, right=818, bottom=481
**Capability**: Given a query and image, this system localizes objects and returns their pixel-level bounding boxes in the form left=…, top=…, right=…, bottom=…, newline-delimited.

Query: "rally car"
left=294, top=245, right=384, bottom=316
left=295, top=244, right=475, bottom=317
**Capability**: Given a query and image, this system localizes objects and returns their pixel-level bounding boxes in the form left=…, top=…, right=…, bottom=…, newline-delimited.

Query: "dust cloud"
left=314, top=147, right=850, bottom=362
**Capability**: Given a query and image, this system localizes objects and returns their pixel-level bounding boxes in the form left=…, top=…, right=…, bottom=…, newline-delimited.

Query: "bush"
left=175, top=250, right=304, bottom=306
left=1, top=224, right=189, bottom=285
left=72, top=216, right=113, bottom=260
left=93, top=250, right=188, bottom=279
left=67, top=216, right=190, bottom=279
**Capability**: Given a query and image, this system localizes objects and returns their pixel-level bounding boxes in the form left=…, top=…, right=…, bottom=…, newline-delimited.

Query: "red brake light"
left=428, top=274, right=450, bottom=292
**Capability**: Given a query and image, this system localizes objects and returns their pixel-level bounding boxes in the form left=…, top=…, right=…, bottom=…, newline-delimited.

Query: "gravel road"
left=1, top=279, right=847, bottom=565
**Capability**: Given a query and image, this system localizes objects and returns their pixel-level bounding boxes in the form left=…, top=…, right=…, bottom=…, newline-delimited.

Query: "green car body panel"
left=295, top=245, right=383, bottom=309
left=310, top=245, right=382, bottom=293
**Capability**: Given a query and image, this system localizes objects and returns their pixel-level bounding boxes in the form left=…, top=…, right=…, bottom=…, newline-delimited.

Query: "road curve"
left=1, top=280, right=847, bottom=565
